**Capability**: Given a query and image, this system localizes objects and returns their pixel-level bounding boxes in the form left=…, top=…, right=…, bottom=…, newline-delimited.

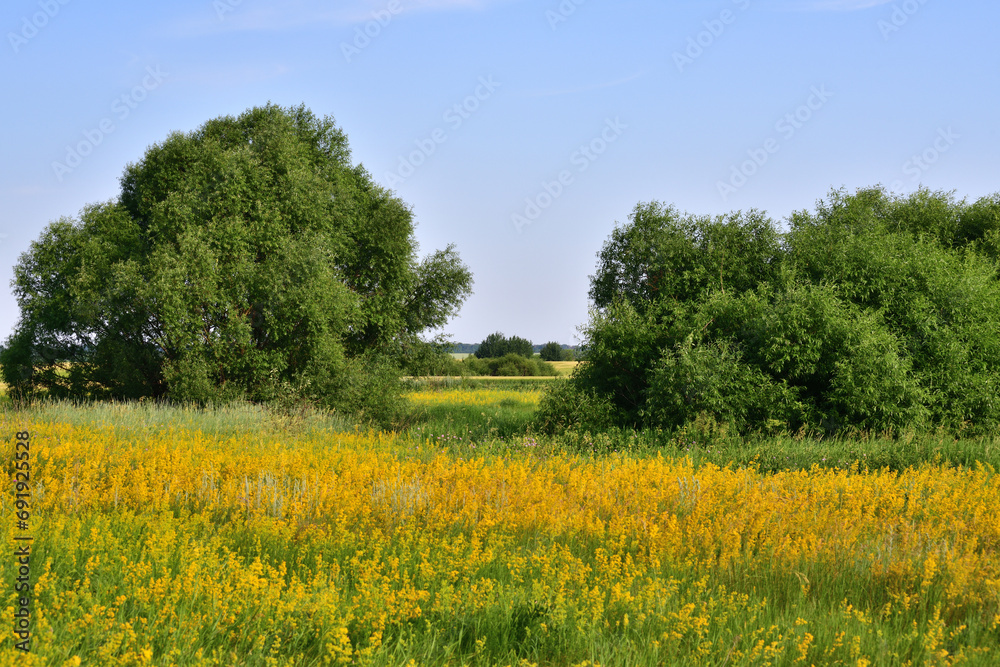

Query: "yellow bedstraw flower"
left=2, top=411, right=999, bottom=664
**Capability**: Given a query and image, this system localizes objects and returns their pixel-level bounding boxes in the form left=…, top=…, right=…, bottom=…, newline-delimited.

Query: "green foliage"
left=399, top=339, right=467, bottom=377
left=537, top=342, right=576, bottom=361
left=562, top=186, right=1000, bottom=436
left=573, top=299, right=670, bottom=425
left=405, top=389, right=541, bottom=442
left=474, top=332, right=534, bottom=359
left=1, top=104, right=472, bottom=425
left=539, top=341, right=564, bottom=361
left=787, top=187, right=1000, bottom=431
left=463, top=354, right=558, bottom=377
left=532, top=379, right=617, bottom=435
left=589, top=201, right=782, bottom=313
left=956, top=193, right=1000, bottom=260
left=490, top=354, right=537, bottom=377
left=700, top=283, right=927, bottom=433
left=644, top=335, right=799, bottom=434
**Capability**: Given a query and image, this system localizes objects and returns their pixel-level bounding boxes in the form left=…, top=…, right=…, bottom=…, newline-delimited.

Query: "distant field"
left=406, top=375, right=562, bottom=384
left=445, top=355, right=579, bottom=375
left=547, top=360, right=579, bottom=376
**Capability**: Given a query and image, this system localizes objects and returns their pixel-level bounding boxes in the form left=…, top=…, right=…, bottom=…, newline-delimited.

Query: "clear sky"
left=1, top=0, right=997, bottom=348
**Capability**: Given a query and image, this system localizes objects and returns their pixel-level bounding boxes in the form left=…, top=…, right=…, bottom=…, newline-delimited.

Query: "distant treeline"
left=447, top=342, right=578, bottom=354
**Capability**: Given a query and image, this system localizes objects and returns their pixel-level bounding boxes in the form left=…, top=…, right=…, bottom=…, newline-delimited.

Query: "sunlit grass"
left=407, top=387, right=542, bottom=409
left=1, top=395, right=999, bottom=665
left=406, top=385, right=542, bottom=443
left=27, top=397, right=354, bottom=438
left=545, top=361, right=579, bottom=377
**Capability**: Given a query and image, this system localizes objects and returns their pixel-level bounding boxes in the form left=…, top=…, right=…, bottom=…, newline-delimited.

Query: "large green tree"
left=2, top=104, right=472, bottom=418
left=546, top=186, right=1000, bottom=436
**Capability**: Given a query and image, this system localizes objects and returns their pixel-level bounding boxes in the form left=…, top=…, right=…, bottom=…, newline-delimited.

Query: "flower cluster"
left=1, top=411, right=997, bottom=665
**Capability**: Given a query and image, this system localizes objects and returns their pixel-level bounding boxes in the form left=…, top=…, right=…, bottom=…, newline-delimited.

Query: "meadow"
left=2, top=385, right=999, bottom=666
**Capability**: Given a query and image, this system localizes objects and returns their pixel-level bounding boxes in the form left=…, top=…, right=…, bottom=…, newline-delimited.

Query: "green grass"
left=402, top=383, right=1000, bottom=473
left=8, top=397, right=355, bottom=439
left=9, top=382, right=1000, bottom=474
left=409, top=401, right=538, bottom=444
left=536, top=424, right=1000, bottom=474
left=6, top=386, right=1000, bottom=665
left=404, top=376, right=563, bottom=392
left=401, top=380, right=1000, bottom=474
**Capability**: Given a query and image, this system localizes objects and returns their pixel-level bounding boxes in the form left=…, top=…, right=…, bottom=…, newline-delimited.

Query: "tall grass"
left=2, top=391, right=999, bottom=664
left=544, top=422, right=1000, bottom=474
left=17, top=397, right=354, bottom=438
left=406, top=385, right=542, bottom=443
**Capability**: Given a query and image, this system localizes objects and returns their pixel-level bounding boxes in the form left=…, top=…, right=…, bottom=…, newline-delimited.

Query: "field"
left=2, top=388, right=1000, bottom=665
left=442, top=357, right=579, bottom=377
left=544, top=362, right=578, bottom=377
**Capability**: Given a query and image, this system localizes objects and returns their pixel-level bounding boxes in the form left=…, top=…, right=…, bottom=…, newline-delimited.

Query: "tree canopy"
left=2, top=104, right=472, bottom=420
left=474, top=332, right=534, bottom=359
left=539, top=341, right=565, bottom=361
left=545, top=186, right=1000, bottom=436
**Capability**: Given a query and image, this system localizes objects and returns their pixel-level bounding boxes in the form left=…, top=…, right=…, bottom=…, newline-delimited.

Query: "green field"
left=3, top=386, right=1000, bottom=666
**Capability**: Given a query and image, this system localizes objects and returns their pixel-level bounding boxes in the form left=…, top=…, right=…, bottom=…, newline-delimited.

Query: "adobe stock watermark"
left=890, top=127, right=959, bottom=192
left=8, top=0, right=72, bottom=54
left=341, top=0, right=402, bottom=63
left=717, top=85, right=833, bottom=202
left=384, top=76, right=501, bottom=188
left=878, top=0, right=930, bottom=41
left=673, top=0, right=751, bottom=73
left=546, top=0, right=586, bottom=30
left=51, top=66, right=168, bottom=183
left=512, top=117, right=627, bottom=233
left=213, top=0, right=243, bottom=21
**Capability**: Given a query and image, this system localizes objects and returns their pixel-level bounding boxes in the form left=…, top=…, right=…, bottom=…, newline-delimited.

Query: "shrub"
left=491, top=353, right=536, bottom=377
left=464, top=354, right=558, bottom=377
left=474, top=332, right=534, bottom=359
left=553, top=186, right=1000, bottom=436
left=539, top=341, right=564, bottom=362
left=644, top=337, right=798, bottom=433
left=533, top=380, right=617, bottom=435
left=400, top=340, right=468, bottom=377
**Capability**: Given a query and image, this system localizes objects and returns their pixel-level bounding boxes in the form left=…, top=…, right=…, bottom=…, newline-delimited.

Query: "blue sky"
left=1, top=0, right=997, bottom=347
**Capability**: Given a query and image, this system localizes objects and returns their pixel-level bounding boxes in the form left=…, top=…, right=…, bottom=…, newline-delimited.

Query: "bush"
left=324, top=355, right=409, bottom=429
left=464, top=354, right=558, bottom=377
left=644, top=337, right=799, bottom=433
left=475, top=332, right=534, bottom=359
left=539, top=342, right=564, bottom=362
left=539, top=342, right=575, bottom=361
left=400, top=339, right=467, bottom=377
left=533, top=380, right=617, bottom=435
left=552, top=186, right=1000, bottom=436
